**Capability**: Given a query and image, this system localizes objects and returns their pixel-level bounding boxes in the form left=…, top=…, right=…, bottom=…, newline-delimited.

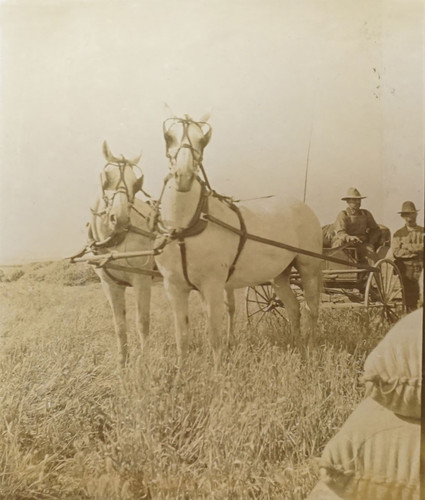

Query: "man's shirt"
left=334, top=208, right=379, bottom=242
left=392, top=224, right=424, bottom=261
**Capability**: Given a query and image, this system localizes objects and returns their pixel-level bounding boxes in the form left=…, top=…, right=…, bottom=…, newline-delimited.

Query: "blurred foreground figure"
left=392, top=201, right=424, bottom=312
left=306, top=308, right=422, bottom=500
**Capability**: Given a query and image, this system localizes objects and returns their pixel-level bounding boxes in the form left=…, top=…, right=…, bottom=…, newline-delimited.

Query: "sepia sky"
left=0, top=0, right=423, bottom=264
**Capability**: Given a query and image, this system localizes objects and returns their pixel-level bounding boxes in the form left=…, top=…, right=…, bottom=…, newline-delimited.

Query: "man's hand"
left=345, top=235, right=362, bottom=244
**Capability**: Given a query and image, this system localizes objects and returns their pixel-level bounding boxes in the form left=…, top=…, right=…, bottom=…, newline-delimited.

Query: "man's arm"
left=365, top=210, right=381, bottom=245
left=392, top=233, right=410, bottom=258
left=400, top=229, right=424, bottom=255
left=392, top=230, right=423, bottom=258
left=365, top=210, right=380, bottom=231
left=334, top=212, right=361, bottom=243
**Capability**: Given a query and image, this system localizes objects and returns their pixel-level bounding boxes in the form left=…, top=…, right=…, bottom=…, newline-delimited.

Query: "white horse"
left=87, top=142, right=157, bottom=366
left=154, top=113, right=323, bottom=368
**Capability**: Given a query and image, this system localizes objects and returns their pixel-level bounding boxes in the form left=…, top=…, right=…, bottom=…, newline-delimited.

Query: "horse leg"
left=133, top=276, right=152, bottom=355
left=295, top=259, right=322, bottom=346
left=201, top=282, right=226, bottom=370
left=164, top=282, right=191, bottom=369
left=272, top=267, right=301, bottom=342
left=100, top=279, right=128, bottom=367
left=224, top=288, right=236, bottom=349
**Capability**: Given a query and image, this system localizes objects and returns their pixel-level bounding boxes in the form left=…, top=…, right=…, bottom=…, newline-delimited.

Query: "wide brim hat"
left=341, top=187, right=366, bottom=200
left=398, top=201, right=419, bottom=214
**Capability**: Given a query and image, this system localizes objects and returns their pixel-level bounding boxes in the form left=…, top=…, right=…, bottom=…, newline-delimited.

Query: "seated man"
left=332, top=187, right=381, bottom=265
left=392, top=201, right=424, bottom=311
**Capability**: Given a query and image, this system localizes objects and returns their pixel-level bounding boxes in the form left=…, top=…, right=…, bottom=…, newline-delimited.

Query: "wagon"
left=246, top=243, right=406, bottom=326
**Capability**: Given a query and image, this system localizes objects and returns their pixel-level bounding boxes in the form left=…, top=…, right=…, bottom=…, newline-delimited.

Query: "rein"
left=202, top=213, right=377, bottom=272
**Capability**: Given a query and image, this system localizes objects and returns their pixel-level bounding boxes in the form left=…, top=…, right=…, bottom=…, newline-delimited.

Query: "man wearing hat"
left=392, top=201, right=424, bottom=311
left=332, top=187, right=381, bottom=265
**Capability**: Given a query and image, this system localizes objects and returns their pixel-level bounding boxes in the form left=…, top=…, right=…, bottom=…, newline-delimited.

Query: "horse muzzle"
left=172, top=169, right=196, bottom=192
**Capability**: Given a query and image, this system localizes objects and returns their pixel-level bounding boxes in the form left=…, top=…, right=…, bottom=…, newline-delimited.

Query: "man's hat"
left=398, top=201, right=419, bottom=214
left=341, top=187, right=366, bottom=201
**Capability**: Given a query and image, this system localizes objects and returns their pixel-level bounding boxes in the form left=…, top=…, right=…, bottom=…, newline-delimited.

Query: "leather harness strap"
left=156, top=181, right=209, bottom=239
left=177, top=238, right=197, bottom=290
left=103, top=267, right=132, bottom=287
left=224, top=202, right=247, bottom=281
left=74, top=160, right=159, bottom=288
left=154, top=182, right=209, bottom=290
left=102, top=263, right=161, bottom=285
left=127, top=224, right=156, bottom=239
left=203, top=213, right=377, bottom=272
left=86, top=219, right=158, bottom=288
left=155, top=180, right=248, bottom=289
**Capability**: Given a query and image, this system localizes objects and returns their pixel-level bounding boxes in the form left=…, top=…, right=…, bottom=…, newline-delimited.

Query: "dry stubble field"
left=0, top=260, right=393, bottom=499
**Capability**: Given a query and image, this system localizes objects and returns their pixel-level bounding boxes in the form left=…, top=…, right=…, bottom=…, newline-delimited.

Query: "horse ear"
left=102, top=141, right=113, bottom=162
left=198, top=110, right=211, bottom=122
left=134, top=174, right=144, bottom=193
left=163, top=102, right=175, bottom=119
left=200, top=126, right=212, bottom=148
left=130, top=152, right=142, bottom=165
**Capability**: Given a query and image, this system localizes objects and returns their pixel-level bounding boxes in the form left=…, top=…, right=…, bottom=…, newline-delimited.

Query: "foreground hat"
left=341, top=187, right=366, bottom=200
left=398, top=201, right=419, bottom=214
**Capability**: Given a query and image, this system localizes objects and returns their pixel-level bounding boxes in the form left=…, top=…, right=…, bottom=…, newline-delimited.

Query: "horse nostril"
left=110, top=214, right=117, bottom=224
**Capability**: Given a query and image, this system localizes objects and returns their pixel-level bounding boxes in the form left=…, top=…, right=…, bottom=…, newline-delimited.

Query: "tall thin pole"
left=303, top=118, right=314, bottom=203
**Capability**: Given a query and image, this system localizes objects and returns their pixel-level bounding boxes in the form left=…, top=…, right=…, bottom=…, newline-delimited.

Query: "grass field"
left=0, top=261, right=394, bottom=499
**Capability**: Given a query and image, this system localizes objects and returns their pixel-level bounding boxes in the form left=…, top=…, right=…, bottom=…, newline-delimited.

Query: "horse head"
left=162, top=113, right=212, bottom=192
left=94, top=141, right=144, bottom=237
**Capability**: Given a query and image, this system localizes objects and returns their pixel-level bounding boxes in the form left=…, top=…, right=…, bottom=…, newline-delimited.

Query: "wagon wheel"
left=364, top=258, right=406, bottom=323
left=245, top=284, right=286, bottom=327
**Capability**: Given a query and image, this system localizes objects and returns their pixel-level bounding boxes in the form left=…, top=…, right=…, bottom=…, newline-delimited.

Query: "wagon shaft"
left=70, top=249, right=157, bottom=265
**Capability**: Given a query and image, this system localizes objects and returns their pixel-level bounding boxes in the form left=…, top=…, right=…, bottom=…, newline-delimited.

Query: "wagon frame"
left=245, top=244, right=406, bottom=326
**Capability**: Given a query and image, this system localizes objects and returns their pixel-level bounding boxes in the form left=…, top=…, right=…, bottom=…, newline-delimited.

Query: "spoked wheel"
left=364, top=258, right=406, bottom=323
left=245, top=283, right=286, bottom=327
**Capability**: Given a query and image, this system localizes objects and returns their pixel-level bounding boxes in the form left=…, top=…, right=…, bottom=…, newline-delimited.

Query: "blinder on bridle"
left=163, top=116, right=212, bottom=169
left=100, top=160, right=144, bottom=208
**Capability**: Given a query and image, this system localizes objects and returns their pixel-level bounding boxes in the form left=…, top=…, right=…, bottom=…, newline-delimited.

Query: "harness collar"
left=87, top=223, right=127, bottom=250
left=155, top=178, right=209, bottom=240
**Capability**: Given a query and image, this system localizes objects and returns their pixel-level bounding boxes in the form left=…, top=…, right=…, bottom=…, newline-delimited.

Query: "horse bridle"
left=91, top=160, right=144, bottom=220
left=89, top=160, right=154, bottom=249
left=163, top=117, right=211, bottom=169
